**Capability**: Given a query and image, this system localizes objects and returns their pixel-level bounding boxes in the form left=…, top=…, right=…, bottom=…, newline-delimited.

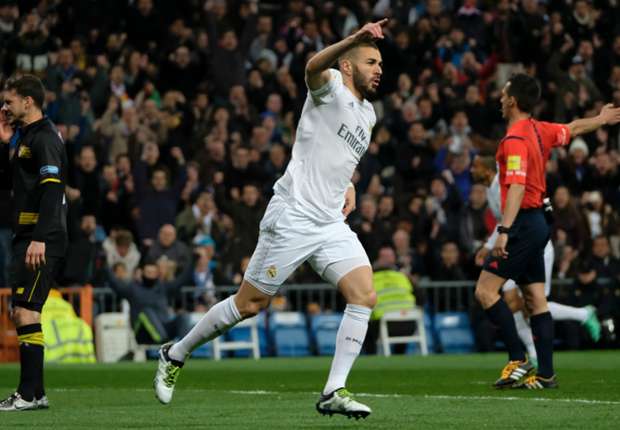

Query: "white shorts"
left=502, top=240, right=554, bottom=296
left=244, top=195, right=370, bottom=296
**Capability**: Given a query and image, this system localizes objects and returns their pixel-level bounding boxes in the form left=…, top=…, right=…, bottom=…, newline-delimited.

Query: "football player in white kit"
left=154, top=19, right=388, bottom=419
left=471, top=155, right=601, bottom=365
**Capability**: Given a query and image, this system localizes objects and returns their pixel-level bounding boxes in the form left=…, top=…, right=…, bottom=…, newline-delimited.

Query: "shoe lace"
left=163, top=364, right=181, bottom=388
left=336, top=389, right=354, bottom=403
left=0, top=393, right=19, bottom=406
left=500, top=361, right=520, bottom=379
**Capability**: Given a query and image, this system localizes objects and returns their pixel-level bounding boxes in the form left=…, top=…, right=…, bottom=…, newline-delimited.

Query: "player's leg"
left=317, top=264, right=374, bottom=419
left=169, top=280, right=270, bottom=361
left=475, top=270, right=533, bottom=388
left=311, top=225, right=374, bottom=418
left=0, top=306, right=42, bottom=412
left=518, top=282, right=558, bottom=389
left=323, top=265, right=375, bottom=395
left=504, top=282, right=537, bottom=364
left=1, top=252, right=56, bottom=412
left=155, top=195, right=315, bottom=404
left=547, top=302, right=600, bottom=341
left=475, top=271, right=527, bottom=361
left=155, top=279, right=272, bottom=404
left=543, top=240, right=600, bottom=340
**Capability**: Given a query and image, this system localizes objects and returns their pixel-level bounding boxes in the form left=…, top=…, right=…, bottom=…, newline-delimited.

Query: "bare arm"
left=566, top=103, right=620, bottom=137
left=305, top=19, right=387, bottom=91
left=492, top=184, right=525, bottom=259
left=500, top=184, right=525, bottom=229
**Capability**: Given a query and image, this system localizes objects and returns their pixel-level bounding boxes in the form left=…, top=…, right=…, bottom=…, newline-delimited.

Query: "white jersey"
left=484, top=174, right=502, bottom=250
left=274, top=69, right=376, bottom=223
left=487, top=174, right=502, bottom=220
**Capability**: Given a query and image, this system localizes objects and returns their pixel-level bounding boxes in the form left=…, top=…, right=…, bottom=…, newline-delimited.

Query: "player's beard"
left=5, top=108, right=23, bottom=126
left=352, top=66, right=376, bottom=100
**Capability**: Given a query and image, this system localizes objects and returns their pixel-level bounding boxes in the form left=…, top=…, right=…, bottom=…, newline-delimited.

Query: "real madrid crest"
left=266, top=265, right=277, bottom=279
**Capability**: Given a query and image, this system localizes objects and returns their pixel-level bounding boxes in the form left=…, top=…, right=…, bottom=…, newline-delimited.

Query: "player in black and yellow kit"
left=0, top=75, right=68, bottom=411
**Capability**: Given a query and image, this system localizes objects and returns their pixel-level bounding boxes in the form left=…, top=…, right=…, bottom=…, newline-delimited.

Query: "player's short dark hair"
left=5, top=74, right=45, bottom=108
left=352, top=40, right=379, bottom=51
left=506, top=73, right=540, bottom=114
left=477, top=155, right=497, bottom=172
left=339, top=40, right=380, bottom=63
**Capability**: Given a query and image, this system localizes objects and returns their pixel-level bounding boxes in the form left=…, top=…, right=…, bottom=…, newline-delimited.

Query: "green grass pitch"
left=1, top=351, right=619, bottom=429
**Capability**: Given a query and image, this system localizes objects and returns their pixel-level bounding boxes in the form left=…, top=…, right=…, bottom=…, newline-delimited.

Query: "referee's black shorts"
left=9, top=241, right=63, bottom=313
left=483, top=208, right=550, bottom=286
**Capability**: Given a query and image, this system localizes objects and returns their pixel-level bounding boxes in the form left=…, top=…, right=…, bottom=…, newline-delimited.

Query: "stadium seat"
left=310, top=313, right=343, bottom=355
left=434, top=312, right=475, bottom=354
left=406, top=309, right=435, bottom=354
left=225, top=311, right=270, bottom=358
left=269, top=312, right=310, bottom=357
left=378, top=307, right=429, bottom=356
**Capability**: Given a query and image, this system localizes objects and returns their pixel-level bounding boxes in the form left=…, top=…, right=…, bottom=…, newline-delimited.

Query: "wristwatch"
left=497, top=225, right=511, bottom=235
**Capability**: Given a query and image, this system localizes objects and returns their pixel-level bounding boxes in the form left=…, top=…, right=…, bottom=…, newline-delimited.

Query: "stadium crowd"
left=0, top=0, right=619, bottom=346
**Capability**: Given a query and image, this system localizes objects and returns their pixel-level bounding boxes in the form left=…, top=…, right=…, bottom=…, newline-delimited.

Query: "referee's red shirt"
left=496, top=118, right=571, bottom=211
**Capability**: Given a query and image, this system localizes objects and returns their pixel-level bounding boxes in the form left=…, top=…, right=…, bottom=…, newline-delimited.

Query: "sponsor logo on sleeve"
left=507, top=155, right=521, bottom=171
left=40, top=165, right=59, bottom=175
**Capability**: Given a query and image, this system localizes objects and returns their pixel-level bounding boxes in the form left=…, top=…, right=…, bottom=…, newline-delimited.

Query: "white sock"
left=513, top=311, right=537, bottom=362
left=169, top=295, right=242, bottom=362
left=322, top=304, right=371, bottom=396
left=548, top=302, right=588, bottom=322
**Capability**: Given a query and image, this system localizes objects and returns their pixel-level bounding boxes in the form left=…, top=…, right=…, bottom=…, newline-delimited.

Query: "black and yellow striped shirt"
left=2, top=116, right=68, bottom=256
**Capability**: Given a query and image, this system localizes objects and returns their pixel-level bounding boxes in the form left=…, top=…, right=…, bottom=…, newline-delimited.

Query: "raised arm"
left=566, top=103, right=620, bottom=137
left=0, top=111, right=14, bottom=186
left=305, top=19, right=387, bottom=91
left=106, top=267, right=134, bottom=300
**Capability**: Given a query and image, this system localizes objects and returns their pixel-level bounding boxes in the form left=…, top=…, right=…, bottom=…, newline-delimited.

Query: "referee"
left=0, top=75, right=68, bottom=411
left=474, top=74, right=620, bottom=390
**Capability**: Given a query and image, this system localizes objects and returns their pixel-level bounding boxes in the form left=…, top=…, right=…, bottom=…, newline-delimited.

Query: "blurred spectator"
left=106, top=258, right=194, bottom=345
left=552, top=185, right=590, bottom=253
left=62, top=214, right=102, bottom=285
left=203, top=0, right=258, bottom=98
left=146, top=224, right=191, bottom=277
left=459, top=183, right=493, bottom=260
left=214, top=176, right=265, bottom=257
left=125, top=0, right=163, bottom=52
left=433, top=241, right=467, bottom=282
left=351, top=195, right=383, bottom=262
left=133, top=150, right=187, bottom=243
left=100, top=163, right=134, bottom=233
left=392, top=228, right=415, bottom=275
left=11, top=10, right=55, bottom=76
left=590, top=235, right=620, bottom=282
left=69, top=145, right=101, bottom=218
left=176, top=191, right=219, bottom=244
left=395, top=121, right=435, bottom=193
left=102, top=229, right=141, bottom=281
left=558, top=137, right=593, bottom=194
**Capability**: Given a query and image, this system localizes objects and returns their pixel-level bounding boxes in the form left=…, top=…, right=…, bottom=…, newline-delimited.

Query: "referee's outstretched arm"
left=566, top=103, right=620, bottom=137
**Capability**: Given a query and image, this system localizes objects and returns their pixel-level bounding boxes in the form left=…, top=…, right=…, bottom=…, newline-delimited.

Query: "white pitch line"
left=423, top=395, right=620, bottom=406
left=47, top=388, right=620, bottom=406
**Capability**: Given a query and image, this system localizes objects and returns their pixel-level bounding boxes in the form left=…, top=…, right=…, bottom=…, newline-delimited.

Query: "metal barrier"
left=1, top=279, right=611, bottom=361
left=89, top=278, right=595, bottom=316
left=0, top=286, right=94, bottom=362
